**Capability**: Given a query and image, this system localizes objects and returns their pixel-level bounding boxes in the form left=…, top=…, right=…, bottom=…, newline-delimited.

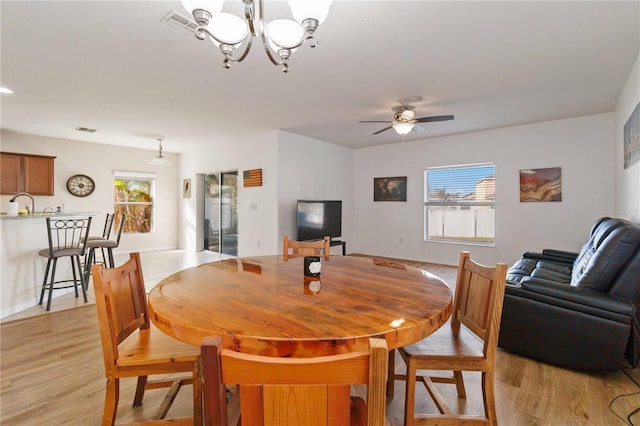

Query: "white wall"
left=277, top=131, right=354, bottom=253
left=615, top=52, right=640, bottom=223
left=178, top=130, right=354, bottom=257
left=353, top=113, right=616, bottom=267
left=178, top=131, right=280, bottom=257
left=0, top=130, right=179, bottom=252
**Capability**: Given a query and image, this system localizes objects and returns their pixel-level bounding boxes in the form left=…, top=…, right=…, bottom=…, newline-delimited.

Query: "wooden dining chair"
left=389, top=251, right=508, bottom=426
left=92, top=252, right=201, bottom=426
left=201, top=336, right=388, bottom=426
left=283, top=236, right=331, bottom=260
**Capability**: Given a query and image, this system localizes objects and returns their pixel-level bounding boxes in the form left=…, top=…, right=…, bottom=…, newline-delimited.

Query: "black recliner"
left=498, top=217, right=640, bottom=371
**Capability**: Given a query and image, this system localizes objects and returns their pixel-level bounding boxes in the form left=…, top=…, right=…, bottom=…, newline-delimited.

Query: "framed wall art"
left=624, top=102, right=640, bottom=169
left=519, top=167, right=561, bottom=202
left=183, top=178, right=191, bottom=198
left=374, top=176, right=407, bottom=201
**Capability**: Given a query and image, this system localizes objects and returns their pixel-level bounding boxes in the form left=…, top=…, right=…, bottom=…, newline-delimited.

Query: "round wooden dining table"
left=148, top=255, right=453, bottom=357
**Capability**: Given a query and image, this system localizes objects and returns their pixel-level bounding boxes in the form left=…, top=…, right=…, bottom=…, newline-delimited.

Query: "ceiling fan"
left=360, top=105, right=454, bottom=136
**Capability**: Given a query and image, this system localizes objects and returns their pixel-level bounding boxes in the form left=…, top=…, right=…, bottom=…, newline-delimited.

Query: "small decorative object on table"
left=304, top=256, right=321, bottom=277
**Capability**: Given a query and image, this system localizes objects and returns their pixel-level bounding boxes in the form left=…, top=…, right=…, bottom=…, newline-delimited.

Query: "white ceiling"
left=1, top=1, right=638, bottom=153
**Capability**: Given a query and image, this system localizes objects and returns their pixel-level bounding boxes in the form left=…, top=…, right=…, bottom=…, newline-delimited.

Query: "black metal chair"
left=38, top=216, right=92, bottom=311
left=84, top=214, right=127, bottom=286
left=88, top=212, right=114, bottom=242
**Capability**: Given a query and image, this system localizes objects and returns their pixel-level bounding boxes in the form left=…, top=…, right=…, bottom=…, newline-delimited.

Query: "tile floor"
left=1, top=249, right=232, bottom=323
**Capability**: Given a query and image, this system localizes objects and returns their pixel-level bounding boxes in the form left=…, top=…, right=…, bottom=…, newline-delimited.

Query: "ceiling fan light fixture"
left=392, top=122, right=414, bottom=135
left=149, top=139, right=172, bottom=166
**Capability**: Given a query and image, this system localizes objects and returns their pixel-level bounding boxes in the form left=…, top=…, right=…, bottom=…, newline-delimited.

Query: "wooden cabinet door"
left=24, top=156, right=54, bottom=195
left=0, top=153, right=21, bottom=194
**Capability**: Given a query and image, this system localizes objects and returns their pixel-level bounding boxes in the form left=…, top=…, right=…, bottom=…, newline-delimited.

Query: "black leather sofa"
left=498, top=217, right=640, bottom=371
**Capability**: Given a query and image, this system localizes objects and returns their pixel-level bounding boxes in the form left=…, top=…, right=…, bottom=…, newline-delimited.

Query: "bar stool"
left=88, top=212, right=114, bottom=242
left=86, top=213, right=114, bottom=265
left=38, top=216, right=92, bottom=311
left=83, top=214, right=126, bottom=286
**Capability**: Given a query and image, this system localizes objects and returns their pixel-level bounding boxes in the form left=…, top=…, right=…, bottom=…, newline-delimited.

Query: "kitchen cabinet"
left=0, top=152, right=55, bottom=195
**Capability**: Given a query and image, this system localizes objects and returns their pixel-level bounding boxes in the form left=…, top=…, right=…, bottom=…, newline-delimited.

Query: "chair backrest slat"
left=283, top=236, right=330, bottom=260
left=44, top=217, right=92, bottom=256
left=102, top=213, right=115, bottom=238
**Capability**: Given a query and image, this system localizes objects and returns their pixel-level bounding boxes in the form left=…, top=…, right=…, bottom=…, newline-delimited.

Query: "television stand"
left=330, top=240, right=346, bottom=256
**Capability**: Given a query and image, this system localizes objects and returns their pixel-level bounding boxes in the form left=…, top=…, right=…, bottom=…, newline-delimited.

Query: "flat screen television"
left=296, top=200, right=342, bottom=241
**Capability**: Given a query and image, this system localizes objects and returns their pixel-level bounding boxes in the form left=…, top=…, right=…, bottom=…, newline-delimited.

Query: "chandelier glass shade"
left=180, top=0, right=333, bottom=72
left=148, top=139, right=172, bottom=166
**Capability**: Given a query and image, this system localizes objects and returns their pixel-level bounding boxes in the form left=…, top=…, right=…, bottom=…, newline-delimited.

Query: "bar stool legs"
left=39, top=253, right=88, bottom=311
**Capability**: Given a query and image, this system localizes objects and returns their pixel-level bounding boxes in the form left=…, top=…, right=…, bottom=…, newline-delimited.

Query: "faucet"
left=10, top=192, right=36, bottom=214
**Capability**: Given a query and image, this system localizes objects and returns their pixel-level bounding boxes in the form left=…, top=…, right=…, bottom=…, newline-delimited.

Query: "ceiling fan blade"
left=359, top=120, right=393, bottom=123
left=373, top=126, right=393, bottom=135
left=415, top=115, right=455, bottom=123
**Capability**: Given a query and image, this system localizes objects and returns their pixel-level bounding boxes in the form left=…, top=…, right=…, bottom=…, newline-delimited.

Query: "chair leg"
left=45, top=258, right=58, bottom=311
left=482, top=370, right=498, bottom=426
left=107, top=248, right=115, bottom=269
left=71, top=256, right=80, bottom=297
left=84, top=248, right=95, bottom=289
left=74, top=256, right=88, bottom=303
left=103, top=378, right=119, bottom=426
left=133, top=375, right=148, bottom=406
left=453, top=370, right=466, bottom=399
left=404, top=357, right=417, bottom=426
left=39, top=259, right=52, bottom=305
left=193, top=359, right=202, bottom=426
left=387, top=349, right=396, bottom=399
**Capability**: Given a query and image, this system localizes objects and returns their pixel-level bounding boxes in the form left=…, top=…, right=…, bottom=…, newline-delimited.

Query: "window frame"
left=424, top=163, right=496, bottom=246
left=113, top=171, right=155, bottom=234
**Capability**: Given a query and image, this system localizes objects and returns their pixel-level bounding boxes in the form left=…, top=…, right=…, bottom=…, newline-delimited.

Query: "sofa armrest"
left=515, top=277, right=634, bottom=318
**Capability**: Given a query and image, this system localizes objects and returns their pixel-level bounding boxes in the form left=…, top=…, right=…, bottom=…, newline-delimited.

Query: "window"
left=114, top=171, right=155, bottom=234
left=424, top=163, right=495, bottom=245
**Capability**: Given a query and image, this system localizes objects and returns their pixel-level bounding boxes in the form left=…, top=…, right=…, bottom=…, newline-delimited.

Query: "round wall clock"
left=66, top=174, right=95, bottom=197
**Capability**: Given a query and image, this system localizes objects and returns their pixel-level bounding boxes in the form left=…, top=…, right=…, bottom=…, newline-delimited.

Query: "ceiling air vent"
left=161, top=10, right=198, bottom=35
left=75, top=127, right=97, bottom=133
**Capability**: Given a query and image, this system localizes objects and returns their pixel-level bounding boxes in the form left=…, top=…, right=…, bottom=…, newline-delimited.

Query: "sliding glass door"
left=203, top=171, right=238, bottom=256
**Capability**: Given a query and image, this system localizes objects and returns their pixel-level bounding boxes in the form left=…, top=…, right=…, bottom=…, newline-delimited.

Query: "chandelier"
left=149, top=139, right=172, bottom=166
left=180, top=0, right=334, bottom=73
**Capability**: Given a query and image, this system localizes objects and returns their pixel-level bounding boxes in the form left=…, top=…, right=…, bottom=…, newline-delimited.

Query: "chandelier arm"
left=257, top=0, right=286, bottom=67
left=195, top=26, right=254, bottom=66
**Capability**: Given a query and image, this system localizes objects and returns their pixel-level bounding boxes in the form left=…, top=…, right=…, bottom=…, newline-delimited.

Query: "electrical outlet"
left=257, top=241, right=261, bottom=248
left=399, top=237, right=404, bottom=244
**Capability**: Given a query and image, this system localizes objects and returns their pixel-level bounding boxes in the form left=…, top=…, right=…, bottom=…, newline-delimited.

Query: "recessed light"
left=0, top=87, right=14, bottom=94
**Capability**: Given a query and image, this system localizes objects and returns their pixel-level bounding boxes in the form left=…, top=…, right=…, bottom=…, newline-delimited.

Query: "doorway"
left=203, top=171, right=238, bottom=256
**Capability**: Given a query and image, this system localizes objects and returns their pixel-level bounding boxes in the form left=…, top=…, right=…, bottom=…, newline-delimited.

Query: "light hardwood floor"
left=1, top=251, right=638, bottom=425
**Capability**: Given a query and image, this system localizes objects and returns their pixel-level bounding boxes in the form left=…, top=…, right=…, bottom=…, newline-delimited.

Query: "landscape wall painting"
left=519, top=167, right=562, bottom=202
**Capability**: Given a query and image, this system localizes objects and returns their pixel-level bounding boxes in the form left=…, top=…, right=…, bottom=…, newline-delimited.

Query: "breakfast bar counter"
left=0, top=212, right=99, bottom=318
